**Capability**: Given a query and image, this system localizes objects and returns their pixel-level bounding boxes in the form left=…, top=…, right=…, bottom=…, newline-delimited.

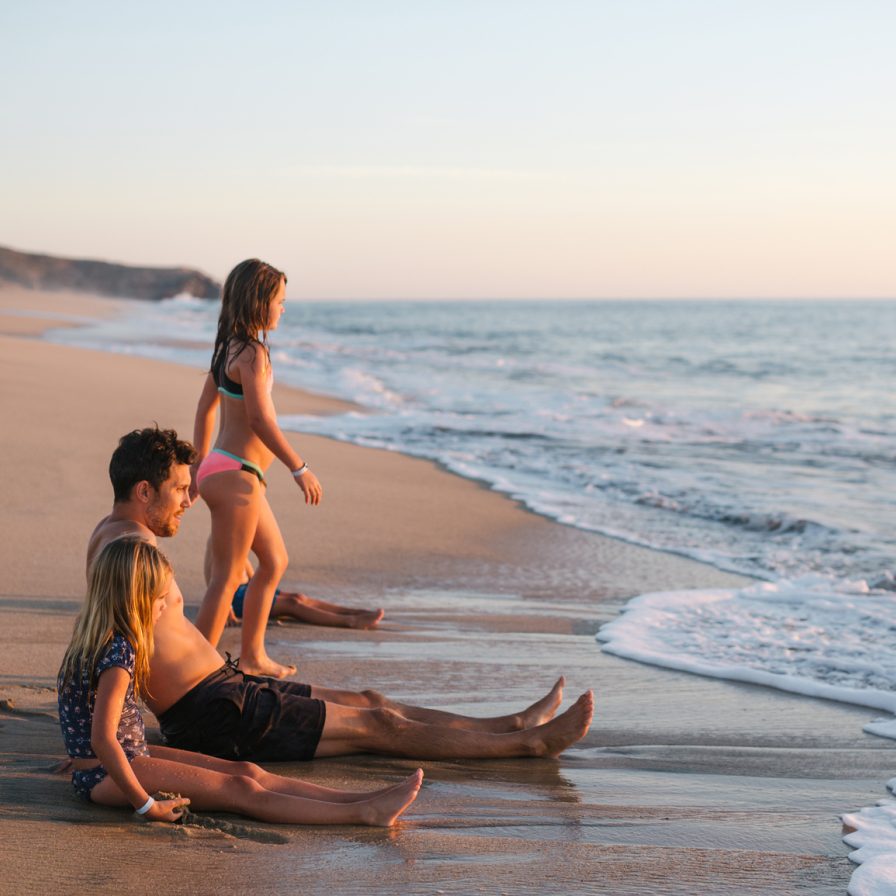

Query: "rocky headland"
left=0, top=245, right=220, bottom=300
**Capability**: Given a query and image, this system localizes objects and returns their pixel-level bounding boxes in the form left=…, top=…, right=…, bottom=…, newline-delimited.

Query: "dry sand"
left=0, top=287, right=887, bottom=895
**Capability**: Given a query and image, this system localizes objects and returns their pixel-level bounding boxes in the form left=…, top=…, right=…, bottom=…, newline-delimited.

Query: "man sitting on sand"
left=86, top=427, right=594, bottom=763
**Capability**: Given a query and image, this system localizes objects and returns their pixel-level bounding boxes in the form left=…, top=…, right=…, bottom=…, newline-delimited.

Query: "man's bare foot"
left=531, top=691, right=594, bottom=758
left=344, top=609, right=385, bottom=630
left=360, top=769, right=423, bottom=827
left=514, top=677, right=565, bottom=729
left=240, top=654, right=296, bottom=679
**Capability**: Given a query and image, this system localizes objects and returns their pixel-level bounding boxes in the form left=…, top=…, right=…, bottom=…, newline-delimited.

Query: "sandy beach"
left=0, top=287, right=889, bottom=896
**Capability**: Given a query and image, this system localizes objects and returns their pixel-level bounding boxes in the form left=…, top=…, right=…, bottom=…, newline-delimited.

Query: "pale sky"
left=2, top=1, right=894, bottom=298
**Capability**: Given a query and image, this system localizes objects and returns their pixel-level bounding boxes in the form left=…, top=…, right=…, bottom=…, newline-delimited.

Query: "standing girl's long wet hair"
left=210, top=259, right=287, bottom=380
left=59, top=538, right=171, bottom=701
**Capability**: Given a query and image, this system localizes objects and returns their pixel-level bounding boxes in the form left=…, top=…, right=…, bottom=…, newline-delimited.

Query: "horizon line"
left=285, top=295, right=896, bottom=303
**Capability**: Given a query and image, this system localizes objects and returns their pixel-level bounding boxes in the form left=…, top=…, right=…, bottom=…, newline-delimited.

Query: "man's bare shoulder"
left=86, top=516, right=157, bottom=573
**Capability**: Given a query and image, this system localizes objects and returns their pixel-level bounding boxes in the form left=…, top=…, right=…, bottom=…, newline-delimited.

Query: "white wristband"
left=135, top=796, right=155, bottom=815
left=292, top=463, right=309, bottom=478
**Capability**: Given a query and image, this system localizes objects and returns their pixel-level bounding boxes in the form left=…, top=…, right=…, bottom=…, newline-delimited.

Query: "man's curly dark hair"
left=109, top=426, right=197, bottom=503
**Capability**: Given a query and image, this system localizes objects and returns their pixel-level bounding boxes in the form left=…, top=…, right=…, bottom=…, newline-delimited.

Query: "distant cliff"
left=0, top=245, right=220, bottom=301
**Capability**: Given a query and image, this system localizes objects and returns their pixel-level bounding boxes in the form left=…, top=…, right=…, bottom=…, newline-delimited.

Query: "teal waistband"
left=212, top=448, right=265, bottom=480
left=217, top=386, right=244, bottom=401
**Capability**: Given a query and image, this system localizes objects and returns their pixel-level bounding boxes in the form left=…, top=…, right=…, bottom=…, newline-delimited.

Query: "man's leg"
left=309, top=678, right=566, bottom=733
left=312, top=690, right=594, bottom=760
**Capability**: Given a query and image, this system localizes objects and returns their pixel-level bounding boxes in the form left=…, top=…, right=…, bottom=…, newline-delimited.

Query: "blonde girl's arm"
left=191, top=373, right=220, bottom=499
left=91, top=668, right=189, bottom=822
left=238, top=346, right=323, bottom=505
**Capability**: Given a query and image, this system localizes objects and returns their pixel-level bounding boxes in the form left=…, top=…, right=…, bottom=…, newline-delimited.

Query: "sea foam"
left=597, top=581, right=896, bottom=895
left=597, top=578, right=896, bottom=729
left=843, top=780, right=896, bottom=896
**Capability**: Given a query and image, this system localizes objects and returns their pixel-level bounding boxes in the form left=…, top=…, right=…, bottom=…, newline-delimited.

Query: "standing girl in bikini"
left=58, top=538, right=422, bottom=826
left=192, top=259, right=321, bottom=677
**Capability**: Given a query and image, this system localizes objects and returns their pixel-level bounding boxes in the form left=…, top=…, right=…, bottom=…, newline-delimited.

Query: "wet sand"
left=0, top=286, right=885, bottom=895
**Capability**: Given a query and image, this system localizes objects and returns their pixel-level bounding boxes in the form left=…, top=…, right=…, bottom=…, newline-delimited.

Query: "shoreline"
left=0, top=285, right=884, bottom=896
left=10, top=283, right=763, bottom=591
left=14, top=284, right=773, bottom=585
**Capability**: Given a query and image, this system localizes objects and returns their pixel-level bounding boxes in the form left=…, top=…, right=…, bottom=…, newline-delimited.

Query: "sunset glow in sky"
left=2, top=1, right=894, bottom=298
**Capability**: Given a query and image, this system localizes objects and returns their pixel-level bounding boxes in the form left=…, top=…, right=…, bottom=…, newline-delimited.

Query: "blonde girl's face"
left=265, top=278, right=287, bottom=331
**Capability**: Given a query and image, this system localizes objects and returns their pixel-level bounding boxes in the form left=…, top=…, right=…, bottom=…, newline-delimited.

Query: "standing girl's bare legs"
left=241, top=493, right=292, bottom=676
left=90, top=754, right=423, bottom=826
left=196, top=471, right=294, bottom=679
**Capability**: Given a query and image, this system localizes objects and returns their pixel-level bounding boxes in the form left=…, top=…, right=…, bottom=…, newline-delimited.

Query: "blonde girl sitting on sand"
left=57, top=538, right=422, bottom=826
left=192, top=258, right=322, bottom=678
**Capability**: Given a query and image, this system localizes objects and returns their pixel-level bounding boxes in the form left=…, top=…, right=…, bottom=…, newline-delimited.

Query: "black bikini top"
left=213, top=346, right=244, bottom=400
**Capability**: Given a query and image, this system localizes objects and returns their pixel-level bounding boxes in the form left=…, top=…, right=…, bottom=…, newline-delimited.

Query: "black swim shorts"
left=157, top=663, right=326, bottom=762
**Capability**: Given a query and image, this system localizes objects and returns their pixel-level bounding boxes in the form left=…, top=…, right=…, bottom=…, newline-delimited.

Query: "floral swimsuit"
left=57, top=634, right=149, bottom=799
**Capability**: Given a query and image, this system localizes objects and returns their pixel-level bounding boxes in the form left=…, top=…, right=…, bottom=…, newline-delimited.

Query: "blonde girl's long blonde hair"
left=59, top=538, right=171, bottom=702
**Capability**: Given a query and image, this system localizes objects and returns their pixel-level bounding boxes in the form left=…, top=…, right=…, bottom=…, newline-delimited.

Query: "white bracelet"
left=291, top=463, right=309, bottom=478
left=135, top=796, right=155, bottom=815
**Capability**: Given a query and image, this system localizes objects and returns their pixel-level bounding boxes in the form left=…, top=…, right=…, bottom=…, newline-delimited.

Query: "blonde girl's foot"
left=360, top=769, right=423, bottom=827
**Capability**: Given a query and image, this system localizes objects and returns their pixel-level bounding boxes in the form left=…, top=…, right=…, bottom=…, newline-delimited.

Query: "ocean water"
left=50, top=297, right=896, bottom=585
left=49, top=296, right=896, bottom=705
left=48, top=296, right=896, bottom=890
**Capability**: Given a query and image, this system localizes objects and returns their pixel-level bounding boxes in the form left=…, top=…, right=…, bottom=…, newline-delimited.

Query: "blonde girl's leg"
left=196, top=471, right=261, bottom=647
left=240, top=493, right=292, bottom=677
left=148, top=745, right=414, bottom=802
left=90, top=756, right=422, bottom=826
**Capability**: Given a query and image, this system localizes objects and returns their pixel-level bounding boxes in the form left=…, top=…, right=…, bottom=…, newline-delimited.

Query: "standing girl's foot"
left=241, top=652, right=296, bottom=679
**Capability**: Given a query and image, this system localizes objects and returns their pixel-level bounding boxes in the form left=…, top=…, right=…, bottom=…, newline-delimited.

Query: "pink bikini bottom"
left=196, top=449, right=265, bottom=486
